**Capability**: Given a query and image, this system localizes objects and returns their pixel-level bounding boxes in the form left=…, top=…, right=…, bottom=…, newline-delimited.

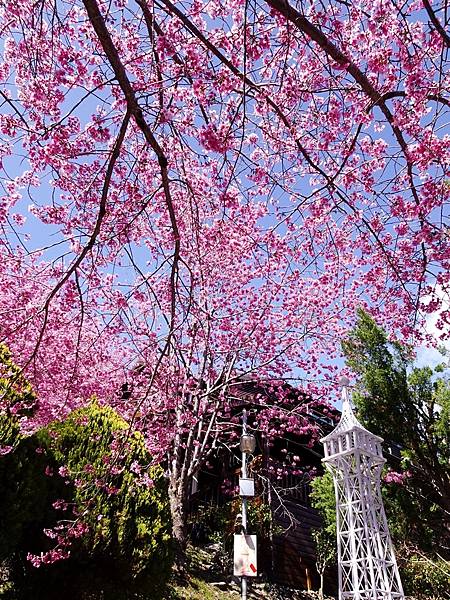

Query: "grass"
left=167, top=575, right=238, bottom=600
left=165, top=544, right=240, bottom=600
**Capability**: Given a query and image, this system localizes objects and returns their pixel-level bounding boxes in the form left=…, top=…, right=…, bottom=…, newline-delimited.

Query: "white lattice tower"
left=321, top=379, right=404, bottom=600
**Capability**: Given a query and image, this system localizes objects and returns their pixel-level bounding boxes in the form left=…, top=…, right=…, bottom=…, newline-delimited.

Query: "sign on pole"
left=233, top=534, right=257, bottom=577
left=239, top=477, right=255, bottom=497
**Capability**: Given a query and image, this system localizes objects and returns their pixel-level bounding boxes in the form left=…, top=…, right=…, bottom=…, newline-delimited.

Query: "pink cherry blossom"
left=0, top=0, right=448, bottom=549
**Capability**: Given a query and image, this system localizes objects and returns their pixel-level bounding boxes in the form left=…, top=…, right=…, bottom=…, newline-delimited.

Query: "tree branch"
left=422, top=0, right=450, bottom=47
left=82, top=0, right=180, bottom=342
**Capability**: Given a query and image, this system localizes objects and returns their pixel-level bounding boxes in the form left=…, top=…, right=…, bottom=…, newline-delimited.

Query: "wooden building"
left=187, top=379, right=339, bottom=596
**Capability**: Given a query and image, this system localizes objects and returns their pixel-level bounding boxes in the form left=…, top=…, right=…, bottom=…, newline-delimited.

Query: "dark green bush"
left=0, top=344, right=51, bottom=568
left=1, top=393, right=172, bottom=599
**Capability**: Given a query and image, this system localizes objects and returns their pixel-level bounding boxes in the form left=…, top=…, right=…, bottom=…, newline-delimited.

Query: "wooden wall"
left=269, top=500, right=338, bottom=597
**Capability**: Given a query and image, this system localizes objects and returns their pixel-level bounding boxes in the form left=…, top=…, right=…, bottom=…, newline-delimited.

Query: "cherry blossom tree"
left=0, top=0, right=449, bottom=549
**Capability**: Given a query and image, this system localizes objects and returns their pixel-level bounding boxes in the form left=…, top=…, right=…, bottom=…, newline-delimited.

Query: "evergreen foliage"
left=37, top=401, right=173, bottom=581
left=0, top=344, right=36, bottom=453
left=342, top=308, right=450, bottom=552
left=0, top=344, right=50, bottom=567
left=399, top=550, right=450, bottom=600
left=0, top=344, right=36, bottom=418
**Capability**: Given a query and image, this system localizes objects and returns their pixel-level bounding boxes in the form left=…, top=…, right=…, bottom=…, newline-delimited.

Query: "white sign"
left=233, top=534, right=257, bottom=577
left=239, top=477, right=255, bottom=497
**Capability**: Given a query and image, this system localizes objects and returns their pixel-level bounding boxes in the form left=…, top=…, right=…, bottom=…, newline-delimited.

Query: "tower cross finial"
left=339, top=375, right=351, bottom=413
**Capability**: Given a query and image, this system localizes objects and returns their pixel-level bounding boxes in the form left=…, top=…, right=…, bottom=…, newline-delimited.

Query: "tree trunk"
left=168, top=478, right=189, bottom=566
left=319, top=571, right=324, bottom=600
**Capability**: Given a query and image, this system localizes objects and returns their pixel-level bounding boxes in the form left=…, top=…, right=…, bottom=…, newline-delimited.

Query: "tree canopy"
left=0, top=0, right=449, bottom=546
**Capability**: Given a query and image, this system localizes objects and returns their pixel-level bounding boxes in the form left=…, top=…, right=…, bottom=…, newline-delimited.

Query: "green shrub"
left=310, top=471, right=336, bottom=539
left=399, top=549, right=450, bottom=600
left=0, top=343, right=36, bottom=459
left=1, top=397, right=172, bottom=599
left=0, top=344, right=52, bottom=569
left=39, top=401, right=172, bottom=578
left=0, top=344, right=36, bottom=421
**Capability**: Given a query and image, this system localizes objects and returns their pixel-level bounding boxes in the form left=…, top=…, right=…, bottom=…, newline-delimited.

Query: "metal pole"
left=241, top=409, right=248, bottom=600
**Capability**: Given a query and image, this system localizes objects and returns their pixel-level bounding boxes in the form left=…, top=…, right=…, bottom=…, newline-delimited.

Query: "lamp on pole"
left=239, top=409, right=256, bottom=600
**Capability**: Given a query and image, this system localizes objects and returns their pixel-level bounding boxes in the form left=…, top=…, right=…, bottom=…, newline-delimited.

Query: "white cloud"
left=415, top=284, right=450, bottom=369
